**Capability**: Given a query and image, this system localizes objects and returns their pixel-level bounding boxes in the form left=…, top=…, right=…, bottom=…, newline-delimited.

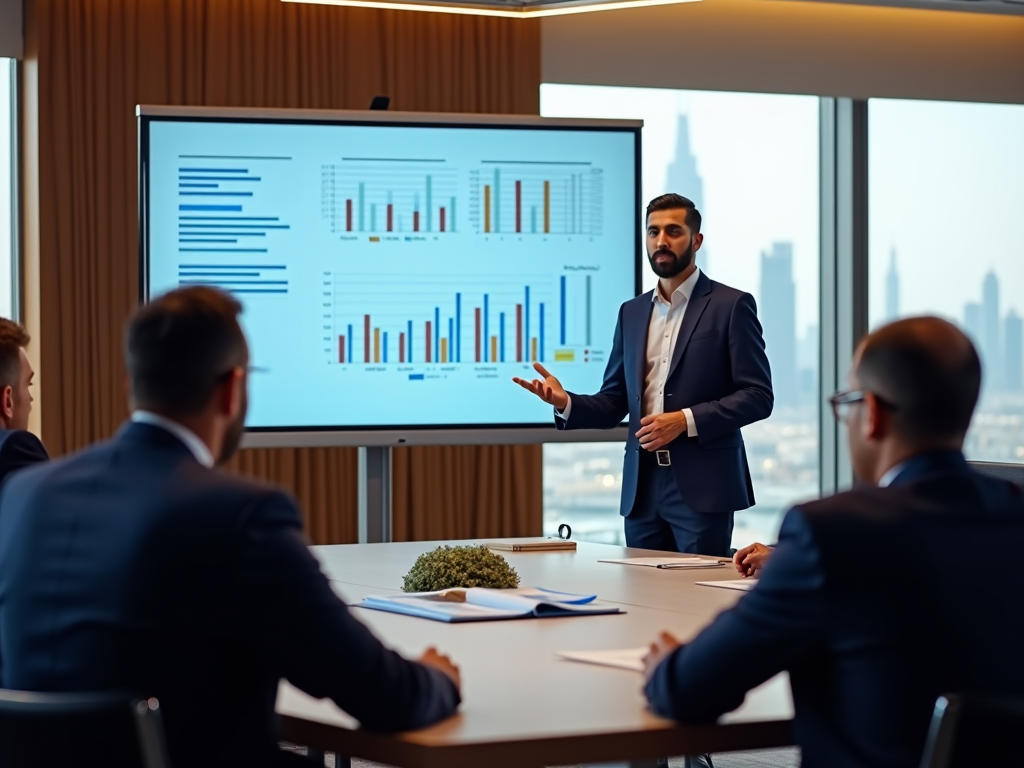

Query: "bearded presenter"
left=514, top=193, right=774, bottom=556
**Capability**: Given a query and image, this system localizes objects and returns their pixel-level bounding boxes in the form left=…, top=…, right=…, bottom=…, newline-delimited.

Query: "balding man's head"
left=853, top=317, right=981, bottom=445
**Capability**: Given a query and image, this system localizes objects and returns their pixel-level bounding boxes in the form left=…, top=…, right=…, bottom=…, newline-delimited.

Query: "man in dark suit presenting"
left=515, top=194, right=773, bottom=556
left=643, top=317, right=1024, bottom=768
left=0, top=318, right=48, bottom=488
left=0, top=287, right=460, bottom=768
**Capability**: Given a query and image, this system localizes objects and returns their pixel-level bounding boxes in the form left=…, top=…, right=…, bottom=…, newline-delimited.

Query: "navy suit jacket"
left=0, top=422, right=459, bottom=768
left=645, top=451, right=1024, bottom=768
left=557, top=271, right=773, bottom=514
left=0, top=429, right=48, bottom=490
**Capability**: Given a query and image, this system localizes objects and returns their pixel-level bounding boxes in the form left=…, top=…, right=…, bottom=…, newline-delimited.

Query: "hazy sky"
left=0, top=59, right=11, bottom=319
left=869, top=99, right=1024, bottom=328
left=541, top=84, right=821, bottom=336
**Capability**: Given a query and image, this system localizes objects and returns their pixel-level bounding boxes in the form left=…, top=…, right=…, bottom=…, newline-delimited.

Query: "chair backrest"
left=0, top=689, right=171, bottom=768
left=919, top=693, right=1024, bottom=768
left=968, top=461, right=1024, bottom=488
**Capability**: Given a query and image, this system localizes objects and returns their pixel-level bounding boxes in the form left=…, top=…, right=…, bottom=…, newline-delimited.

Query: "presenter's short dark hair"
left=0, top=319, right=30, bottom=391
left=856, top=316, right=981, bottom=443
left=126, top=286, right=247, bottom=416
left=646, top=193, right=702, bottom=233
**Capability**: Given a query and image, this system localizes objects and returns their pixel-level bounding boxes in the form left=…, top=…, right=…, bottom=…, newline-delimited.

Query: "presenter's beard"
left=218, top=391, right=248, bottom=465
left=648, top=242, right=695, bottom=279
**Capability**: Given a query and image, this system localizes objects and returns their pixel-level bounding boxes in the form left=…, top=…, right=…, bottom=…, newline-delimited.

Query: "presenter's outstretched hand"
left=419, top=647, right=462, bottom=691
left=512, top=362, right=569, bottom=411
left=636, top=412, right=688, bottom=451
left=642, top=631, right=681, bottom=682
left=733, top=542, right=772, bottom=577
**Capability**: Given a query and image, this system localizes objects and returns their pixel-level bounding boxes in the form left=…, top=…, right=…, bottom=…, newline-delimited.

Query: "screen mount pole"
left=358, top=446, right=393, bottom=543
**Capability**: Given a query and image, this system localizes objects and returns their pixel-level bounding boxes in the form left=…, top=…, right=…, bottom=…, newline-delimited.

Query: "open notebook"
left=359, top=587, right=624, bottom=623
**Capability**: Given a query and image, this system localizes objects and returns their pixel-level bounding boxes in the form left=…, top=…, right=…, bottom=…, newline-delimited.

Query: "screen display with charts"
left=139, top=108, right=641, bottom=440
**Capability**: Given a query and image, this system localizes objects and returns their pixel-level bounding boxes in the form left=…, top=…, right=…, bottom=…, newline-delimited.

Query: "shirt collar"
left=653, top=267, right=701, bottom=306
left=131, top=411, right=215, bottom=468
left=878, top=461, right=907, bottom=488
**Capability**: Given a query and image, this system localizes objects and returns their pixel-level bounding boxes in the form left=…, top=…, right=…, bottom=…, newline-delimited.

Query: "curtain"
left=24, top=0, right=542, bottom=542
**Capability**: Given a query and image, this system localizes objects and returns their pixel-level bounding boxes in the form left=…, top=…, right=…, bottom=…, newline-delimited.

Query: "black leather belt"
left=640, top=449, right=672, bottom=466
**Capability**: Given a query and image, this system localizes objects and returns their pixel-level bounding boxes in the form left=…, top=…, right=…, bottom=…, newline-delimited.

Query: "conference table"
left=276, top=540, right=794, bottom=768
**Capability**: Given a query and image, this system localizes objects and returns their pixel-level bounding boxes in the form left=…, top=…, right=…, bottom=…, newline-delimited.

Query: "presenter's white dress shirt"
left=558, top=268, right=700, bottom=437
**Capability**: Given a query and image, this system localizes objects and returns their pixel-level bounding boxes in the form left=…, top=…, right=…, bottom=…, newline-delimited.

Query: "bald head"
left=854, top=317, right=981, bottom=445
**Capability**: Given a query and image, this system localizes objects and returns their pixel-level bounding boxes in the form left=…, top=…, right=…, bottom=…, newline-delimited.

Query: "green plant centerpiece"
left=402, top=545, right=520, bottom=592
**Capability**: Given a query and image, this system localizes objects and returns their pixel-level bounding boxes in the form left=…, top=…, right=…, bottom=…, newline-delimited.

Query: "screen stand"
left=358, top=446, right=393, bottom=543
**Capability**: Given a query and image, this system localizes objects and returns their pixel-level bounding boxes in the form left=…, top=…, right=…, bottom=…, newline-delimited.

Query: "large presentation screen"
left=139, top=108, right=641, bottom=440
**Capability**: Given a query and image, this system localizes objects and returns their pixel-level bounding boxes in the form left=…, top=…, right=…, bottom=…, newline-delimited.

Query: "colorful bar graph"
left=383, top=331, right=388, bottom=364
left=455, top=293, right=462, bottom=363
left=491, top=336, right=498, bottom=363
left=532, top=338, right=538, bottom=362
left=399, top=332, right=406, bottom=363
left=441, top=338, right=448, bottom=363
left=413, top=211, right=420, bottom=232
left=339, top=336, right=345, bottom=364
left=440, top=207, right=446, bottom=232
left=434, top=307, right=440, bottom=364
left=374, top=328, right=381, bottom=363
left=539, top=302, right=545, bottom=361
left=387, top=204, right=394, bottom=232
left=346, top=200, right=353, bottom=232
left=407, top=321, right=413, bottom=364
left=500, top=312, right=506, bottom=363
left=525, top=287, right=530, bottom=359
left=426, top=321, right=432, bottom=363
left=363, top=315, right=371, bottom=363
left=347, top=324, right=353, bottom=363
left=484, top=294, right=490, bottom=362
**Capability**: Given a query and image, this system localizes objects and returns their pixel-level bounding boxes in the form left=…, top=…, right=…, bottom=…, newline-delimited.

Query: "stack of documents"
left=556, top=648, right=647, bottom=672
left=486, top=538, right=577, bottom=552
left=359, top=587, right=624, bottom=623
left=598, top=557, right=726, bottom=570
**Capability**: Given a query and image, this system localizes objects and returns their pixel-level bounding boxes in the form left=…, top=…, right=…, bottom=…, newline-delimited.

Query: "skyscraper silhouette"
left=1006, top=310, right=1023, bottom=393
left=664, top=115, right=709, bottom=275
left=885, top=248, right=900, bottom=321
left=982, top=271, right=1001, bottom=391
left=760, top=243, right=797, bottom=408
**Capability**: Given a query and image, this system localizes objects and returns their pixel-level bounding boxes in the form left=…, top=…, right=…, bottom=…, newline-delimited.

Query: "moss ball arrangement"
left=402, top=545, right=521, bottom=592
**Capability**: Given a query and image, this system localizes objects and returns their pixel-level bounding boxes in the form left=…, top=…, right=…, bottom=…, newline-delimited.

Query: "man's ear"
left=863, top=391, right=886, bottom=441
left=692, top=232, right=704, bottom=253
left=0, top=384, right=14, bottom=422
left=216, top=367, right=245, bottom=418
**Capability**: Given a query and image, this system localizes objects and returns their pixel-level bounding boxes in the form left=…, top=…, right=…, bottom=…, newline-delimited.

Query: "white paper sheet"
left=557, top=647, right=648, bottom=672
left=695, top=579, right=758, bottom=591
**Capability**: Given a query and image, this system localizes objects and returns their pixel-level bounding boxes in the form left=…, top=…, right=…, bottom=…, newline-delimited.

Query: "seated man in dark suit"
left=0, top=287, right=461, bottom=768
left=642, top=316, right=1024, bottom=768
left=0, top=318, right=48, bottom=487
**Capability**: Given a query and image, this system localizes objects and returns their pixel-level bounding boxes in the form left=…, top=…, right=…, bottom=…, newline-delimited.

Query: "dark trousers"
left=624, top=454, right=734, bottom=557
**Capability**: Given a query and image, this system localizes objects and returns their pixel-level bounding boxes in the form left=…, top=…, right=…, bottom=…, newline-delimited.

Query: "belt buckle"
left=656, top=450, right=672, bottom=467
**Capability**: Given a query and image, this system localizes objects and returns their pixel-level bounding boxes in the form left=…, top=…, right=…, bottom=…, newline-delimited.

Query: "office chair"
left=968, top=461, right=1024, bottom=488
left=0, top=689, right=171, bottom=768
left=918, top=693, right=1024, bottom=768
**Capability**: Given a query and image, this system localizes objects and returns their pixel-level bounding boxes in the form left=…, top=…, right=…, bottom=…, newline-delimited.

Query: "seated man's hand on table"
left=733, top=542, right=772, bottom=577
left=642, top=631, right=681, bottom=682
left=419, top=647, right=462, bottom=691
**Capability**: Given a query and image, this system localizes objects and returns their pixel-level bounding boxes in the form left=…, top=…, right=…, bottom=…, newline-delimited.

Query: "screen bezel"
left=138, top=106, right=641, bottom=447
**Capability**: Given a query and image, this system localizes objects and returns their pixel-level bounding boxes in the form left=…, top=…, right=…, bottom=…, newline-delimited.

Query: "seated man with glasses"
left=0, top=287, right=461, bottom=767
left=642, top=316, right=1024, bottom=768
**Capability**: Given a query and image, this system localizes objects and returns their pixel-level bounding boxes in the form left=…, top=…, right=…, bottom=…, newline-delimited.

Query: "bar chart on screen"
left=320, top=159, right=460, bottom=236
left=327, top=272, right=605, bottom=373
left=469, top=163, right=604, bottom=237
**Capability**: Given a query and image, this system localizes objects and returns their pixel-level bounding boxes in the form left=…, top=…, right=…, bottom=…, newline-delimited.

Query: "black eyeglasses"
left=829, top=389, right=898, bottom=423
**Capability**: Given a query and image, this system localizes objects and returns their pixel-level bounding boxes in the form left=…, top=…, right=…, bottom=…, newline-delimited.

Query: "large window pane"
left=540, top=85, right=820, bottom=548
left=0, top=58, right=14, bottom=319
left=869, top=99, right=1024, bottom=464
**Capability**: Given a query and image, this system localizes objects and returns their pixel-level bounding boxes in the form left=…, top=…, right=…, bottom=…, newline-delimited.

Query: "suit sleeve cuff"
left=555, top=395, right=572, bottom=422
left=683, top=408, right=697, bottom=437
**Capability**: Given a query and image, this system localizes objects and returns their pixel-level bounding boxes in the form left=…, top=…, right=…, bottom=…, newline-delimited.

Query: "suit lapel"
left=630, top=293, right=655, bottom=396
left=666, top=272, right=712, bottom=381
